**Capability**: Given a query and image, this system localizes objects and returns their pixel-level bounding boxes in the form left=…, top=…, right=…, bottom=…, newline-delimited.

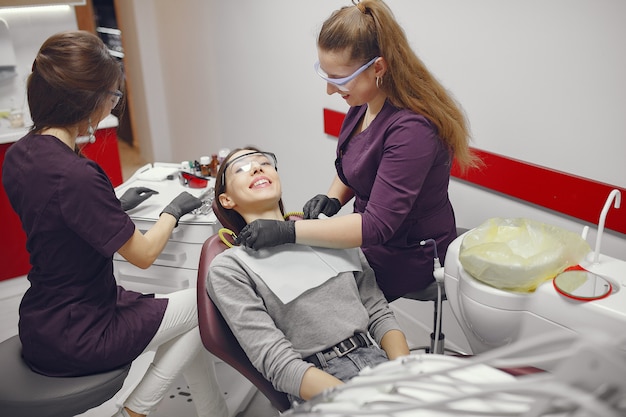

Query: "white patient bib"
left=232, top=244, right=362, bottom=303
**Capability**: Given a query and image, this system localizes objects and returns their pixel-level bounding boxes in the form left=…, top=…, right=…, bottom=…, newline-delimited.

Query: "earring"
left=376, top=76, right=383, bottom=89
left=87, top=118, right=95, bottom=143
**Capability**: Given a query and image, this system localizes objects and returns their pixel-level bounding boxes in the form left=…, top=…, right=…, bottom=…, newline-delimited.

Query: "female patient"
left=207, top=147, right=410, bottom=402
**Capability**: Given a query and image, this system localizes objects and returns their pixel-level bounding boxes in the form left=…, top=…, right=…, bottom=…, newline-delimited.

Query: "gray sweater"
left=207, top=246, right=402, bottom=397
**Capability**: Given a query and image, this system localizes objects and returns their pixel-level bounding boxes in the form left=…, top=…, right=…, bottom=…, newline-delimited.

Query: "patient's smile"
left=251, top=178, right=270, bottom=188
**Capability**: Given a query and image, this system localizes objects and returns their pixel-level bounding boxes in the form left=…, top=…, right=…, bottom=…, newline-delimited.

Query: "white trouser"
left=123, top=288, right=228, bottom=417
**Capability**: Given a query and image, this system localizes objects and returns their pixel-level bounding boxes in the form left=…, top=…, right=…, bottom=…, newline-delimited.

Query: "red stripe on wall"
left=322, top=108, right=625, bottom=235
left=323, top=108, right=345, bottom=138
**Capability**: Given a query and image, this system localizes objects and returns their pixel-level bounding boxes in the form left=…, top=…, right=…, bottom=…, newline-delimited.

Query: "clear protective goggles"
left=221, top=151, right=278, bottom=185
left=314, top=56, right=379, bottom=92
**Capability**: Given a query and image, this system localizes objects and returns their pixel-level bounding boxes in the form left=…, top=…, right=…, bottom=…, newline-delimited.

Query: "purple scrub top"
left=336, top=101, right=457, bottom=300
left=2, top=133, right=168, bottom=376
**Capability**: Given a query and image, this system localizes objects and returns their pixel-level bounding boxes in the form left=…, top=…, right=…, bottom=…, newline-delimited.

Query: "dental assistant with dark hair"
left=235, top=0, right=479, bottom=301
left=1, top=31, right=227, bottom=417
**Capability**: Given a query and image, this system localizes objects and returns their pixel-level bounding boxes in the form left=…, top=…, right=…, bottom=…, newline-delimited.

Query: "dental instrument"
left=283, top=331, right=626, bottom=416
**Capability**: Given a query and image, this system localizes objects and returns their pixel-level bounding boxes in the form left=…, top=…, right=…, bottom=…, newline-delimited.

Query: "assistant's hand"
left=235, top=219, right=295, bottom=250
left=303, top=194, right=341, bottom=219
left=160, top=191, right=202, bottom=226
left=119, top=187, right=159, bottom=211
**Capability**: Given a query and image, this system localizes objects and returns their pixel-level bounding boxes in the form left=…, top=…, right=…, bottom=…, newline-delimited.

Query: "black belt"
left=304, top=333, right=371, bottom=368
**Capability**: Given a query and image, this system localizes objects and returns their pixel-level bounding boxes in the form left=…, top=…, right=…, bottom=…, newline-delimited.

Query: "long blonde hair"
left=318, top=0, right=479, bottom=172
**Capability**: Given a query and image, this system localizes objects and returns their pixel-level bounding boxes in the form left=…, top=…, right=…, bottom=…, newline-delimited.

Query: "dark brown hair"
left=214, top=147, right=285, bottom=235
left=27, top=30, right=124, bottom=133
left=318, top=0, right=479, bottom=172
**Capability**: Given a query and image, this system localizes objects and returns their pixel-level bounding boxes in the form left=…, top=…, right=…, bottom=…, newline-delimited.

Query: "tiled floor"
left=149, top=383, right=280, bottom=417
left=116, top=359, right=280, bottom=417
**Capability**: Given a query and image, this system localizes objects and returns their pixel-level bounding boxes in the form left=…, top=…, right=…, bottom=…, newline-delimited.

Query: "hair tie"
left=352, top=0, right=367, bottom=14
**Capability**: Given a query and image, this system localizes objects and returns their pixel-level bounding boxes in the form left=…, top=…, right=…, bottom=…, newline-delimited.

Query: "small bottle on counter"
left=217, top=148, right=230, bottom=165
left=209, top=154, right=219, bottom=177
left=200, top=156, right=211, bottom=177
left=181, top=160, right=193, bottom=173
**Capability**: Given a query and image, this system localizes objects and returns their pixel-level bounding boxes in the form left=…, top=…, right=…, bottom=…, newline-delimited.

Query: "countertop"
left=0, top=114, right=118, bottom=145
left=115, top=162, right=218, bottom=226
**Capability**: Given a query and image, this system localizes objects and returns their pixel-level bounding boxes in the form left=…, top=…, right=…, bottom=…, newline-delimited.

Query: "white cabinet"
left=113, top=163, right=218, bottom=294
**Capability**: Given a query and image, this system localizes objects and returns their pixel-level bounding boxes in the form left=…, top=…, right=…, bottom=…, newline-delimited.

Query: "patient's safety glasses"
left=314, top=57, right=379, bottom=92
left=221, top=151, right=278, bottom=185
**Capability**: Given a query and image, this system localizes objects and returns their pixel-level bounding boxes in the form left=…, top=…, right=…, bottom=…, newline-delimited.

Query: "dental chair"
left=196, top=232, right=292, bottom=412
left=402, top=227, right=469, bottom=355
left=0, top=335, right=130, bottom=417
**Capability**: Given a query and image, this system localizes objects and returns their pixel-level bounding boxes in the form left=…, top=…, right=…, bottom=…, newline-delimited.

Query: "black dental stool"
left=0, top=335, right=130, bottom=417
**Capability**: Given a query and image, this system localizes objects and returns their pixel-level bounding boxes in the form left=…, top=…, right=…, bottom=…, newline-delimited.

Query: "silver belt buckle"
left=332, top=336, right=358, bottom=357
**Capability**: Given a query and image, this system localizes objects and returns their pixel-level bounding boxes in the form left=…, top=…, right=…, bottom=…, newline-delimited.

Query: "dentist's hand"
left=236, top=219, right=295, bottom=250
left=303, top=194, right=341, bottom=219
left=160, top=191, right=202, bottom=226
left=119, top=187, right=159, bottom=211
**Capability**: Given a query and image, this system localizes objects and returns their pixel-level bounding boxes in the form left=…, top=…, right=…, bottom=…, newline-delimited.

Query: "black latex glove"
left=119, top=187, right=159, bottom=211
left=303, top=194, right=341, bottom=219
left=235, top=219, right=296, bottom=250
left=160, top=191, right=202, bottom=226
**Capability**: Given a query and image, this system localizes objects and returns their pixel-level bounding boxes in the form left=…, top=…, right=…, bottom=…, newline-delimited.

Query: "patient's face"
left=221, top=149, right=282, bottom=212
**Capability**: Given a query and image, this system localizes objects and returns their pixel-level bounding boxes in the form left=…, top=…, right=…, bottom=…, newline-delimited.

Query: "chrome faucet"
left=593, top=189, right=621, bottom=264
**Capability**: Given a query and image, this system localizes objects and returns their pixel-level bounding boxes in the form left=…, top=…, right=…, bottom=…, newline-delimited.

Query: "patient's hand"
left=380, top=329, right=410, bottom=360
left=236, top=219, right=296, bottom=250
left=299, top=367, right=344, bottom=401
